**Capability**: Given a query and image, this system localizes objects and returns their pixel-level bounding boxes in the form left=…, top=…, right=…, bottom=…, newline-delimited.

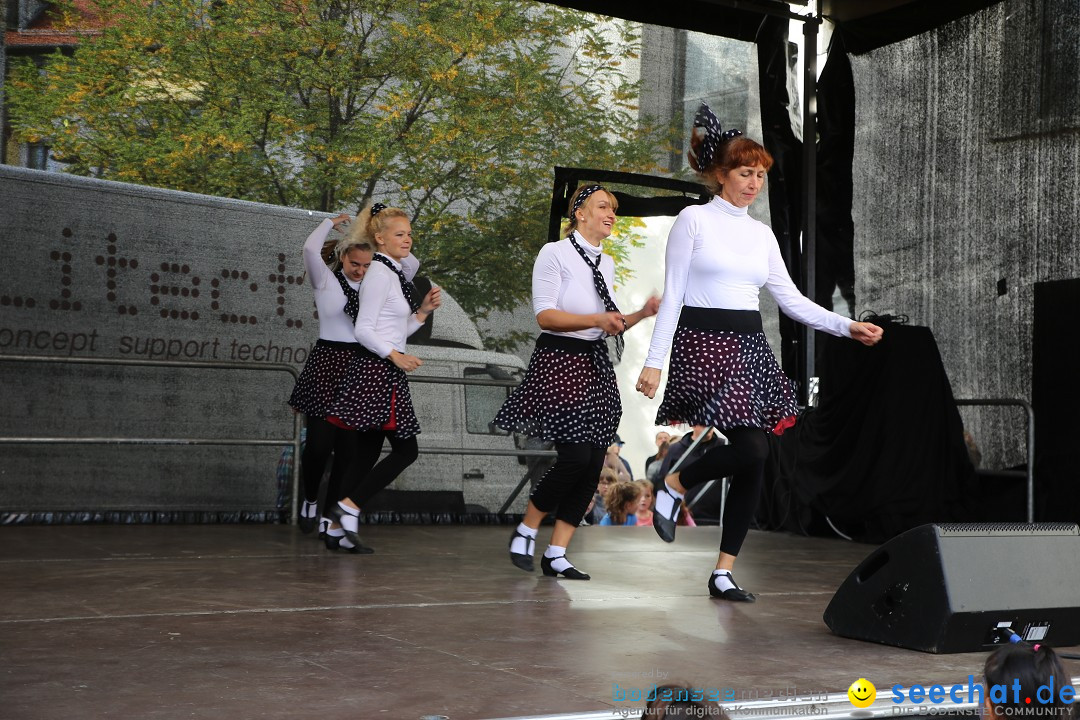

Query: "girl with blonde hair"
left=289, top=211, right=412, bottom=551
left=323, top=202, right=440, bottom=553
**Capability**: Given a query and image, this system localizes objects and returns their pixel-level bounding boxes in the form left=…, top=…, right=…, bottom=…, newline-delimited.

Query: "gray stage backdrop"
left=0, top=165, right=517, bottom=521
left=850, top=0, right=1080, bottom=472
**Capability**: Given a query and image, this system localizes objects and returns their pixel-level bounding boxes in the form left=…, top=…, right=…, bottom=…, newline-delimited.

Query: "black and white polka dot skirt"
left=655, top=307, right=798, bottom=435
left=288, top=339, right=360, bottom=419
left=493, top=333, right=621, bottom=447
left=326, top=349, right=421, bottom=439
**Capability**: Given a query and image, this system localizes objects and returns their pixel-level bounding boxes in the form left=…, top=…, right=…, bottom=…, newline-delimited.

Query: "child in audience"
left=983, top=643, right=1074, bottom=719
left=599, top=481, right=642, bottom=526
left=585, top=468, right=618, bottom=525
left=634, top=479, right=655, bottom=526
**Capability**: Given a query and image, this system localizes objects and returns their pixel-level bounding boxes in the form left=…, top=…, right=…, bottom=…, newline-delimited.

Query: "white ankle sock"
left=337, top=502, right=359, bottom=533
left=711, top=570, right=736, bottom=592
left=510, top=523, right=537, bottom=556
left=301, top=500, right=318, bottom=519
left=656, top=483, right=683, bottom=521
left=545, top=545, right=573, bottom=572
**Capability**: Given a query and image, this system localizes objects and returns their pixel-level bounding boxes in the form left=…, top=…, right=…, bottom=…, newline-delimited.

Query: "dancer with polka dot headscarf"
left=495, top=184, right=660, bottom=580
left=325, top=202, right=441, bottom=553
left=636, top=104, right=883, bottom=602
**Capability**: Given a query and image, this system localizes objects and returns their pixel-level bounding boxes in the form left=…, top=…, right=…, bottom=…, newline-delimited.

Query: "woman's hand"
left=849, top=321, right=884, bottom=346
left=595, top=311, right=626, bottom=336
left=389, top=350, right=423, bottom=372
left=420, top=286, right=442, bottom=314
left=636, top=367, right=661, bottom=399
left=641, top=295, right=661, bottom=318
left=623, top=295, right=662, bottom=330
left=330, top=213, right=351, bottom=231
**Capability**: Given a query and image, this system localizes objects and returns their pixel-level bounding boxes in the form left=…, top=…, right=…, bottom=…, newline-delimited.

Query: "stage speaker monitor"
left=823, top=523, right=1080, bottom=654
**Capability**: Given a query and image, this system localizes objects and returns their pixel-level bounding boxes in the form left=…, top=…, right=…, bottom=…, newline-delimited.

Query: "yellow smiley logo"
left=848, top=678, right=877, bottom=708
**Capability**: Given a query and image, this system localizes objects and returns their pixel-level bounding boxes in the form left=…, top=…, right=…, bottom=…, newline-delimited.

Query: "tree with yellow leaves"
left=7, top=0, right=671, bottom=336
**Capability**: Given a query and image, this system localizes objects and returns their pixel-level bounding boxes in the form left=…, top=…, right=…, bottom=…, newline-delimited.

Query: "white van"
left=376, top=344, right=530, bottom=515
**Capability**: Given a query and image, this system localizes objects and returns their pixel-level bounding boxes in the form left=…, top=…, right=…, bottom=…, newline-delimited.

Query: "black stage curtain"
left=1033, top=279, right=1080, bottom=522
left=831, top=0, right=1007, bottom=55
left=757, top=322, right=979, bottom=544
left=757, top=15, right=805, bottom=389
left=536, top=1, right=1004, bottom=56
left=814, top=37, right=857, bottom=320
left=758, top=23, right=859, bottom=397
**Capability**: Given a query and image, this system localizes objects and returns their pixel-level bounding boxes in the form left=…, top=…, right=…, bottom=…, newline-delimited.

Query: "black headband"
left=569, top=185, right=605, bottom=219
left=371, top=202, right=387, bottom=216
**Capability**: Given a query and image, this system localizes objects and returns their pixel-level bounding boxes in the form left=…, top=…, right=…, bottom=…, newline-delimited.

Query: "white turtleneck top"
left=532, top=231, right=620, bottom=342
left=644, top=196, right=852, bottom=369
left=303, top=218, right=418, bottom=344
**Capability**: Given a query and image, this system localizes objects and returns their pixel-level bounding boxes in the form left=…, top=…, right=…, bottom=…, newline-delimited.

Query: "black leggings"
left=343, top=431, right=419, bottom=508
left=301, top=416, right=358, bottom=508
left=677, top=427, right=768, bottom=557
left=530, top=442, right=607, bottom=527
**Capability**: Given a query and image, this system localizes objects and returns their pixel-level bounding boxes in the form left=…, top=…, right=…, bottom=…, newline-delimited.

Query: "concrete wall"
left=0, top=166, right=524, bottom=520
left=849, top=0, right=1080, bottom=470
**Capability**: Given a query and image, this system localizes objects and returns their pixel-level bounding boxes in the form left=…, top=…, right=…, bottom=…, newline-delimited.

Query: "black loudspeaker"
left=824, top=522, right=1080, bottom=653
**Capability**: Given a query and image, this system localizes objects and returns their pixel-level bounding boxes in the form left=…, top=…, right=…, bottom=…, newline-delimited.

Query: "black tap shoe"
left=298, top=504, right=319, bottom=535
left=340, top=539, right=375, bottom=555
left=328, top=504, right=363, bottom=548
left=323, top=532, right=374, bottom=554
left=708, top=572, right=756, bottom=602
left=652, top=485, right=681, bottom=543
left=509, top=528, right=535, bottom=572
left=541, top=555, right=590, bottom=580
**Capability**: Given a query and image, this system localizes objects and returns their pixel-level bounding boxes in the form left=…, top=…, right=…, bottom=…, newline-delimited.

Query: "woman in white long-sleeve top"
left=288, top=212, right=420, bottom=551
left=494, top=184, right=659, bottom=580
left=288, top=213, right=370, bottom=543
left=326, top=203, right=441, bottom=552
left=635, top=104, right=883, bottom=601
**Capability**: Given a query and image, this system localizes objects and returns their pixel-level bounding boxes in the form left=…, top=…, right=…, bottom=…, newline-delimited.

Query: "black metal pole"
left=801, top=14, right=820, bottom=400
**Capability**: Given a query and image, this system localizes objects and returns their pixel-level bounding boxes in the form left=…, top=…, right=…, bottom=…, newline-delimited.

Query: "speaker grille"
left=935, top=522, right=1080, bottom=536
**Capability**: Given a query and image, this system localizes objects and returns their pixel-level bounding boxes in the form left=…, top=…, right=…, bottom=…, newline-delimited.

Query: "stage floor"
left=2, top=524, right=1077, bottom=719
